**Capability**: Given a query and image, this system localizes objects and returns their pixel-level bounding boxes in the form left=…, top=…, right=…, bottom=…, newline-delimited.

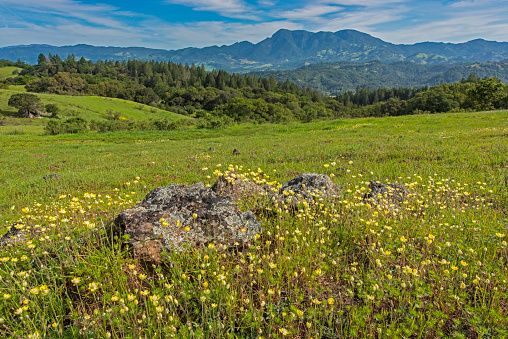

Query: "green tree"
left=467, top=77, right=506, bottom=110
left=8, top=93, right=44, bottom=117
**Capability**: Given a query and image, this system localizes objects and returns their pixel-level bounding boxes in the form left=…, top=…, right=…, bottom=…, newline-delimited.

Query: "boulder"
left=114, top=183, right=261, bottom=263
left=17, top=108, right=43, bottom=119
left=211, top=173, right=274, bottom=201
left=363, top=180, right=413, bottom=210
left=278, top=172, right=340, bottom=204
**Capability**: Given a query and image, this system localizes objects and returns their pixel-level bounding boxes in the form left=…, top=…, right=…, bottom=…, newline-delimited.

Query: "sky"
left=0, top=0, right=507, bottom=50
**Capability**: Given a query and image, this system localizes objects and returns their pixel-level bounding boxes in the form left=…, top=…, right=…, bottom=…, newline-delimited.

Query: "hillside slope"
left=0, top=88, right=188, bottom=122
left=254, top=60, right=508, bottom=94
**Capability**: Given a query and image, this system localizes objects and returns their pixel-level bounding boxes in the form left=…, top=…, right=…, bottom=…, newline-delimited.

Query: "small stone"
left=209, top=147, right=215, bottom=151
left=232, top=149, right=241, bottom=155
left=43, top=174, right=61, bottom=180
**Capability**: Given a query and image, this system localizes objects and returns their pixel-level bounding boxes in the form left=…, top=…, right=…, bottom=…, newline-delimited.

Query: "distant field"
left=0, top=88, right=188, bottom=125
left=0, top=66, right=22, bottom=80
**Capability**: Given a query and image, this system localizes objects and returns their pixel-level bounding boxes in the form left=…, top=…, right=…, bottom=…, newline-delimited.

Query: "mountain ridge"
left=1, top=29, right=508, bottom=72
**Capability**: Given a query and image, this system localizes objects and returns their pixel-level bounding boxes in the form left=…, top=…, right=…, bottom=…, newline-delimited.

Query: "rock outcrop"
left=114, top=183, right=261, bottom=263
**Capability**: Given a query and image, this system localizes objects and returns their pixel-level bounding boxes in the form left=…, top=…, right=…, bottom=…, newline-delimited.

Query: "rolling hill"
left=0, top=88, right=188, bottom=122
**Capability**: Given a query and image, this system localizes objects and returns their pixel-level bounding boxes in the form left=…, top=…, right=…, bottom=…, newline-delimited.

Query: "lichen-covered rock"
left=0, top=222, right=39, bottom=247
left=114, top=183, right=261, bottom=262
left=363, top=180, right=414, bottom=211
left=278, top=172, right=340, bottom=204
left=211, top=173, right=274, bottom=201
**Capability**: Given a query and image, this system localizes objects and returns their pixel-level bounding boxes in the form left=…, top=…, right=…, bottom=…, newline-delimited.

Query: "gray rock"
left=17, top=109, right=43, bottom=119
left=211, top=173, right=274, bottom=201
left=0, top=222, right=39, bottom=247
left=114, top=183, right=261, bottom=263
left=363, top=180, right=413, bottom=210
left=43, top=174, right=61, bottom=180
left=278, top=172, right=340, bottom=204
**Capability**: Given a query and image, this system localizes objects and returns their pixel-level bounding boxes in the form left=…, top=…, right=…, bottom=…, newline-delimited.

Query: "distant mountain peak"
left=1, top=29, right=507, bottom=72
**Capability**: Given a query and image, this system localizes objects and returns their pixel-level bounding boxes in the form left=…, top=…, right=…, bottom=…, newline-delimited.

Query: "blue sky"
left=0, top=0, right=507, bottom=49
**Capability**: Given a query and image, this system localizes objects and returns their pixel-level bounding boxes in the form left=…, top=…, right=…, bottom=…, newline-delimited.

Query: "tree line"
left=2, top=55, right=508, bottom=129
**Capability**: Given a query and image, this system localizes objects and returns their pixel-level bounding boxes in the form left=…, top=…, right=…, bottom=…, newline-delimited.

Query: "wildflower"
left=139, top=273, right=147, bottom=280
left=71, top=277, right=81, bottom=284
left=268, top=289, right=274, bottom=295
left=30, top=287, right=39, bottom=295
left=212, top=303, right=217, bottom=308
left=460, top=282, right=466, bottom=289
left=127, top=294, right=136, bottom=301
left=128, top=264, right=136, bottom=270
left=3, top=294, right=11, bottom=299
left=296, top=309, right=304, bottom=317
left=279, top=328, right=288, bottom=336
left=111, top=296, right=119, bottom=302
left=88, top=282, right=99, bottom=292
left=200, top=296, right=206, bottom=302
left=496, top=233, right=505, bottom=238
left=327, top=297, right=335, bottom=305
left=461, top=260, right=468, bottom=267
left=156, top=306, right=164, bottom=313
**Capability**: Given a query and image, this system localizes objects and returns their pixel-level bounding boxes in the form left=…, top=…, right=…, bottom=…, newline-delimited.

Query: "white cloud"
left=146, top=20, right=303, bottom=49
left=276, top=5, right=344, bottom=20
left=323, top=0, right=405, bottom=6
left=164, top=0, right=260, bottom=20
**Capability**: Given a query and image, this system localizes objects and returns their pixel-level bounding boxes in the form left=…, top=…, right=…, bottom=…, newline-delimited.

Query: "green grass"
left=0, top=110, right=507, bottom=338
left=0, top=89, right=188, bottom=122
left=0, top=67, right=22, bottom=80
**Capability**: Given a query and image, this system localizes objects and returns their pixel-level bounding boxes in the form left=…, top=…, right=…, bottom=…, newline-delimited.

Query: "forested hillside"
left=1, top=55, right=507, bottom=134
left=255, top=60, right=508, bottom=95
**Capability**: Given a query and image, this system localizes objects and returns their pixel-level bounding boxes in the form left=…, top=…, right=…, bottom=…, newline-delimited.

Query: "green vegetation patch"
left=0, top=111, right=507, bottom=337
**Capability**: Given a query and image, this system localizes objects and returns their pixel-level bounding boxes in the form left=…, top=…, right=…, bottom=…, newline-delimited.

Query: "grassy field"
left=0, top=89, right=187, bottom=130
left=0, top=67, right=22, bottom=81
left=0, top=110, right=507, bottom=338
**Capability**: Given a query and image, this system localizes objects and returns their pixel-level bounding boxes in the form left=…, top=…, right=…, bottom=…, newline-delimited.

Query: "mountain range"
left=1, top=29, right=508, bottom=73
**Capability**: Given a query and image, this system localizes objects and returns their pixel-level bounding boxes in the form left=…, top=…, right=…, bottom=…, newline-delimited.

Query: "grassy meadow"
left=0, top=68, right=22, bottom=81
left=0, top=88, right=187, bottom=135
left=0, top=107, right=507, bottom=338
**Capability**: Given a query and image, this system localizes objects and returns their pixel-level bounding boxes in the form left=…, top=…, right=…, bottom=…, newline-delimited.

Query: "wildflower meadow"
left=0, top=111, right=507, bottom=338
